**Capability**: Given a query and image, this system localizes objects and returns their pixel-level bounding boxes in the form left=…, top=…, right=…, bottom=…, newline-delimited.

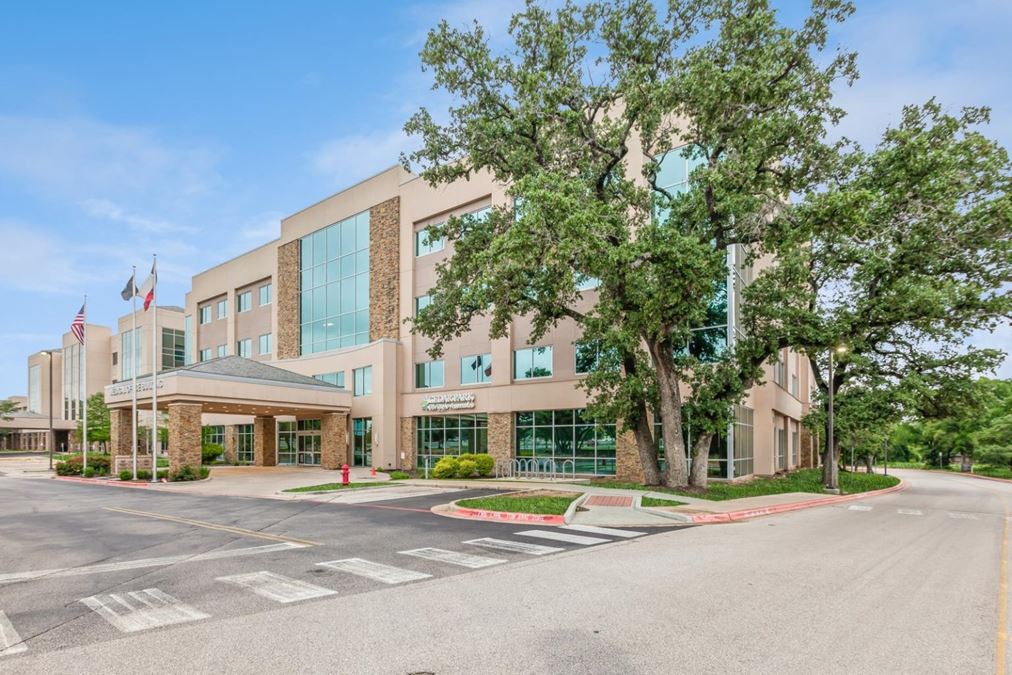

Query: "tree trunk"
left=863, top=455, right=874, bottom=473
left=649, top=340, right=689, bottom=487
left=689, top=431, right=713, bottom=488
left=633, top=409, right=662, bottom=485
left=821, top=418, right=838, bottom=489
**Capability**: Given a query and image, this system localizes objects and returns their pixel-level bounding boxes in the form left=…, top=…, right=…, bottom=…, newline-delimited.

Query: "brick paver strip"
left=584, top=495, right=634, bottom=507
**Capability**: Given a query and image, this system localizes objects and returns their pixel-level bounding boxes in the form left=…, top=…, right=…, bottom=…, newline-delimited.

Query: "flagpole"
left=82, top=295, right=88, bottom=473
left=131, top=265, right=138, bottom=481
left=150, top=254, right=158, bottom=483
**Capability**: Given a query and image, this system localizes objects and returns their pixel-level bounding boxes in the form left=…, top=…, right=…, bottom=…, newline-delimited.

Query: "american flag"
left=70, top=304, right=85, bottom=344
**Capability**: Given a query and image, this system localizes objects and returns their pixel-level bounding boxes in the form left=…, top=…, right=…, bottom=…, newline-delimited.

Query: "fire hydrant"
left=341, top=463, right=350, bottom=486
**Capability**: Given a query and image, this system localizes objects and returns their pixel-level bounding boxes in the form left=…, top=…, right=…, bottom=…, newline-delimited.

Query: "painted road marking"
left=80, top=589, right=209, bottom=633
left=0, top=542, right=308, bottom=586
left=949, top=512, right=979, bottom=520
left=104, top=506, right=320, bottom=546
left=897, top=509, right=924, bottom=516
left=848, top=505, right=873, bottom=512
left=399, top=548, right=505, bottom=569
left=562, top=524, right=646, bottom=538
left=317, top=558, right=431, bottom=585
left=463, top=538, right=563, bottom=556
left=0, top=610, right=27, bottom=657
left=514, top=530, right=611, bottom=546
left=217, top=571, right=337, bottom=604
left=323, top=486, right=463, bottom=504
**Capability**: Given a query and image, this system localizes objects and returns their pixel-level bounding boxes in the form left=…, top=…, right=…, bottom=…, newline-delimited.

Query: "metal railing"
left=495, top=458, right=576, bottom=481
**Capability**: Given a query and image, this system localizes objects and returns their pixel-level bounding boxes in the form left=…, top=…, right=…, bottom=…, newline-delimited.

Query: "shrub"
left=201, top=443, right=224, bottom=465
left=200, top=466, right=210, bottom=479
left=473, top=453, right=494, bottom=477
left=54, top=461, right=71, bottom=476
left=457, top=453, right=476, bottom=464
left=82, top=467, right=96, bottom=478
left=54, top=453, right=111, bottom=476
left=456, top=459, right=478, bottom=479
left=119, top=469, right=133, bottom=481
left=170, top=465, right=210, bottom=482
left=432, top=456, right=460, bottom=479
left=137, top=470, right=152, bottom=480
left=388, top=471, right=410, bottom=480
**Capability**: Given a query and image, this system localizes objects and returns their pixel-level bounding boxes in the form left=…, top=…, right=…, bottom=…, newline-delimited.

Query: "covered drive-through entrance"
left=104, top=356, right=352, bottom=475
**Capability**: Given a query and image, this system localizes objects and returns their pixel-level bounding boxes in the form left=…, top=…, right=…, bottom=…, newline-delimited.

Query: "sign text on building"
left=421, top=392, right=475, bottom=412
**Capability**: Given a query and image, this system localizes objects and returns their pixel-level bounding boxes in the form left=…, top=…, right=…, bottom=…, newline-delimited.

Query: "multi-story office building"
left=13, top=155, right=815, bottom=480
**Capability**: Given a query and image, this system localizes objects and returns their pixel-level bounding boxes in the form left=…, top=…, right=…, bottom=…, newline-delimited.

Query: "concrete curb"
left=52, top=476, right=161, bottom=489
left=921, top=469, right=1012, bottom=485
left=563, top=493, right=591, bottom=524
left=632, top=494, right=694, bottom=524
left=686, top=479, right=907, bottom=524
left=437, top=501, right=567, bottom=525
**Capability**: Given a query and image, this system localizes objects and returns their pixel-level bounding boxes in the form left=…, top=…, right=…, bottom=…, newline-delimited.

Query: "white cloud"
left=310, top=128, right=412, bottom=188
left=80, top=198, right=198, bottom=235
left=0, top=220, right=102, bottom=294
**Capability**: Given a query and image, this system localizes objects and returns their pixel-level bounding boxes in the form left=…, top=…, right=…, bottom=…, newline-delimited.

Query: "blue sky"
left=0, top=0, right=1009, bottom=396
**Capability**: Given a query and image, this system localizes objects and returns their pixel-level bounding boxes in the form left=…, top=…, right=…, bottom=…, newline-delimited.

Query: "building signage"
left=108, top=379, right=166, bottom=397
left=421, top=392, right=475, bottom=412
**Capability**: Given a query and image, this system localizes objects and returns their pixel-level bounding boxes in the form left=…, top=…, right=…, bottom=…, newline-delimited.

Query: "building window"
left=217, top=344, right=227, bottom=358
left=415, top=414, right=488, bottom=469
left=216, top=299, right=228, bottom=320
left=199, top=306, right=212, bottom=324
left=791, top=425, right=800, bottom=467
left=776, top=424, right=787, bottom=471
left=575, top=275, right=600, bottom=291
left=790, top=352, right=799, bottom=396
left=414, top=227, right=445, bottom=256
left=353, top=418, right=373, bottom=467
left=28, top=364, right=41, bottom=413
left=514, top=346, right=553, bottom=380
left=314, top=372, right=345, bottom=387
left=236, top=339, right=252, bottom=358
left=415, top=360, right=444, bottom=389
left=460, top=353, right=492, bottom=384
left=732, top=405, right=754, bottom=477
left=199, top=348, right=212, bottom=362
left=258, top=333, right=271, bottom=355
left=299, top=210, right=370, bottom=354
left=259, top=283, right=272, bottom=306
left=121, top=327, right=143, bottom=380
left=202, top=425, right=225, bottom=461
left=515, top=409, right=615, bottom=475
left=415, top=295, right=432, bottom=316
left=237, top=291, right=252, bottom=313
left=574, top=341, right=606, bottom=374
left=112, top=352, right=118, bottom=366
left=773, top=349, right=786, bottom=387
left=183, top=314, right=193, bottom=365
left=278, top=421, right=297, bottom=464
left=353, top=366, right=372, bottom=396
left=161, top=328, right=185, bottom=370
left=237, top=424, right=254, bottom=463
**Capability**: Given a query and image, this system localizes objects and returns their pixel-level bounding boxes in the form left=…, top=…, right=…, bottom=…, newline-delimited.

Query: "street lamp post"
left=42, top=350, right=54, bottom=471
left=825, top=345, right=847, bottom=494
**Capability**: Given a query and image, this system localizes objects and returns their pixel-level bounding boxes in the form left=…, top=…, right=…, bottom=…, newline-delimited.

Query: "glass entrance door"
left=352, top=417, right=372, bottom=467
left=298, top=434, right=321, bottom=466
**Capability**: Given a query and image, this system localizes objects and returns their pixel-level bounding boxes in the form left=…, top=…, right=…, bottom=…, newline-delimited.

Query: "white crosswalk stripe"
left=399, top=548, right=505, bottom=569
left=948, top=512, right=979, bottom=520
left=897, top=508, right=923, bottom=516
left=463, top=538, right=563, bottom=556
left=848, top=505, right=873, bottom=512
left=514, top=530, right=611, bottom=545
left=562, top=525, right=646, bottom=538
left=80, top=589, right=209, bottom=633
left=0, top=610, right=27, bottom=657
left=217, top=571, right=337, bottom=603
left=317, top=558, right=431, bottom=585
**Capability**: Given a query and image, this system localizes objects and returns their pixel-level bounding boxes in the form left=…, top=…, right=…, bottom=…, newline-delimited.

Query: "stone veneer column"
left=253, top=416, right=277, bottom=467
left=167, top=403, right=203, bottom=475
left=369, top=196, right=400, bottom=341
left=799, top=428, right=814, bottom=469
left=109, top=408, right=133, bottom=463
left=615, top=423, right=646, bottom=483
left=223, top=425, right=238, bottom=464
left=275, top=240, right=301, bottom=360
left=486, top=413, right=513, bottom=468
left=321, top=412, right=349, bottom=470
left=400, top=417, right=416, bottom=471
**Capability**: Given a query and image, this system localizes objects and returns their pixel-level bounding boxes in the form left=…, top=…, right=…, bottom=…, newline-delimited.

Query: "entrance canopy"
left=104, top=356, right=351, bottom=417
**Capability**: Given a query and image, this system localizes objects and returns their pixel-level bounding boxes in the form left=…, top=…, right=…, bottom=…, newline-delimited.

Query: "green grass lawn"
left=456, top=492, right=580, bottom=515
left=640, top=496, right=687, bottom=508
left=282, top=482, right=394, bottom=493
left=591, top=468, right=899, bottom=501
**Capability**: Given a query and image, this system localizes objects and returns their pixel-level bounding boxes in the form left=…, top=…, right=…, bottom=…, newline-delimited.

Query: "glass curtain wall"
left=515, top=410, right=616, bottom=475
left=278, top=422, right=297, bottom=465
left=654, top=404, right=755, bottom=479
left=353, top=418, right=373, bottom=467
left=415, top=414, right=488, bottom=469
left=299, top=210, right=370, bottom=355
left=237, top=424, right=254, bottom=463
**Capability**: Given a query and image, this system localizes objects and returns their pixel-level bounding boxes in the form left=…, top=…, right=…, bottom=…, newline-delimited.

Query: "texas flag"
left=138, top=259, right=157, bottom=311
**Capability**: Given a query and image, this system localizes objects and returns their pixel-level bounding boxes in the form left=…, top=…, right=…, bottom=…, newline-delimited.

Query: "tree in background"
left=74, top=393, right=111, bottom=452
left=404, top=0, right=855, bottom=487
left=0, top=398, right=22, bottom=449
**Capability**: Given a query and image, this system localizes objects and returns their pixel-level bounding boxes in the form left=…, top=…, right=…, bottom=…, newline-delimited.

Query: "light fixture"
left=834, top=345, right=848, bottom=354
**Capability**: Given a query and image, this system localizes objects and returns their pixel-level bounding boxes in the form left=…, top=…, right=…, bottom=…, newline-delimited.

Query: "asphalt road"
left=0, top=469, right=1007, bottom=674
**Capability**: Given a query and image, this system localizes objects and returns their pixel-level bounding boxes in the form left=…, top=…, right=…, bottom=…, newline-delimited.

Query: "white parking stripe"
left=897, top=508, right=923, bottom=516
left=949, top=512, right=979, bottom=520
left=562, top=525, right=646, bottom=538
left=399, top=548, right=505, bottom=569
left=317, top=558, right=431, bottom=585
left=463, top=538, right=563, bottom=556
left=0, top=542, right=309, bottom=586
left=0, top=610, right=27, bottom=657
left=80, top=589, right=210, bottom=633
left=848, top=505, right=873, bottom=511
left=217, top=571, right=337, bottom=603
left=514, top=530, right=611, bottom=545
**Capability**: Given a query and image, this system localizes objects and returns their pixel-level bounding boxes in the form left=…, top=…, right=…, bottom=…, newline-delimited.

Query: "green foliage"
left=456, top=458, right=478, bottom=479
left=432, top=456, right=460, bottom=479
left=55, top=453, right=110, bottom=476
left=201, top=443, right=224, bottom=465
left=75, top=393, right=111, bottom=445
left=137, top=469, right=152, bottom=480
left=119, top=469, right=133, bottom=481
left=82, top=467, right=95, bottom=478
left=387, top=471, right=411, bottom=480
left=473, top=453, right=494, bottom=477
left=456, top=492, right=579, bottom=515
left=170, top=465, right=209, bottom=481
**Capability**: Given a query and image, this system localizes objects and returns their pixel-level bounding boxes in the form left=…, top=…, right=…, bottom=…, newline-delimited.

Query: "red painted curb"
left=689, top=479, right=906, bottom=524
left=450, top=506, right=566, bottom=525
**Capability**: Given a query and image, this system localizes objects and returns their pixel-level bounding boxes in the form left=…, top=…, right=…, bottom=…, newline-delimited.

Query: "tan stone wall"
left=168, top=403, right=203, bottom=474
left=224, top=425, right=237, bottom=464
left=109, top=408, right=133, bottom=459
left=615, top=424, right=645, bottom=483
left=400, top=417, right=416, bottom=471
left=487, top=412, right=513, bottom=468
left=276, top=240, right=300, bottom=359
left=254, top=416, right=277, bottom=467
left=321, top=412, right=349, bottom=470
left=800, top=427, right=815, bottom=469
left=369, top=196, right=400, bottom=341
